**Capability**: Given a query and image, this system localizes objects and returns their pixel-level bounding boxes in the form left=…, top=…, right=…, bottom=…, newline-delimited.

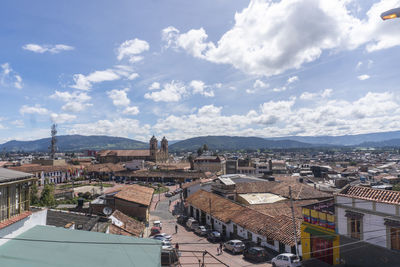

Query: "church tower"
left=161, top=136, right=168, bottom=153
left=149, top=135, right=158, bottom=161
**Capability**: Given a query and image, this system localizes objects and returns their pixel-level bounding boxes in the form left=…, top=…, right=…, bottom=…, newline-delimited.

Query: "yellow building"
left=301, top=199, right=340, bottom=265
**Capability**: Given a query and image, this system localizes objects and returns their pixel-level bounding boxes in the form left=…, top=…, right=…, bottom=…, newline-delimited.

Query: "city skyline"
left=1, top=0, right=400, bottom=143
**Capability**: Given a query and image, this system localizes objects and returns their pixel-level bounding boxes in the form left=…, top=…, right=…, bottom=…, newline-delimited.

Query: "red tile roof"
left=97, top=150, right=150, bottom=157
left=337, top=185, right=400, bottom=205
left=0, top=211, right=32, bottom=230
left=109, top=210, right=144, bottom=237
left=114, top=184, right=154, bottom=206
left=187, top=190, right=300, bottom=246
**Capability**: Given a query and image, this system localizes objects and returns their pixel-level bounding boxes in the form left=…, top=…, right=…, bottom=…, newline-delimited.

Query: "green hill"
left=169, top=136, right=316, bottom=152
left=0, top=135, right=147, bottom=152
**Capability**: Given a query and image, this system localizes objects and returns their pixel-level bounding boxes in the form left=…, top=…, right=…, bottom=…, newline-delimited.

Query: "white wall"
left=337, top=207, right=348, bottom=235
left=376, top=203, right=396, bottom=215
left=362, top=212, right=387, bottom=248
left=0, top=209, right=47, bottom=246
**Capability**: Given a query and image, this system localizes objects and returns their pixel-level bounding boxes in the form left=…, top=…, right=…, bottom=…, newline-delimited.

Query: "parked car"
left=177, top=215, right=188, bottom=225
left=152, top=233, right=172, bottom=241
left=271, top=253, right=301, bottom=267
left=153, top=220, right=162, bottom=229
left=165, top=192, right=173, bottom=197
left=195, top=225, right=208, bottom=236
left=174, top=188, right=182, bottom=194
left=186, top=218, right=199, bottom=231
left=161, top=240, right=173, bottom=249
left=224, top=240, right=246, bottom=254
left=150, top=226, right=161, bottom=236
left=207, top=231, right=221, bottom=242
left=243, top=247, right=269, bottom=262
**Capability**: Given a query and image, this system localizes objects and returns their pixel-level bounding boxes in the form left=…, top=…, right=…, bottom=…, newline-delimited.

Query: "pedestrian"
left=219, top=242, right=223, bottom=255
left=175, top=243, right=179, bottom=251
left=169, top=199, right=171, bottom=206
left=175, top=224, right=178, bottom=234
left=217, top=246, right=220, bottom=255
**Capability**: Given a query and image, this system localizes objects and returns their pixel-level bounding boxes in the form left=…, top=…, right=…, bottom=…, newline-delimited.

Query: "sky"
left=1, top=0, right=400, bottom=143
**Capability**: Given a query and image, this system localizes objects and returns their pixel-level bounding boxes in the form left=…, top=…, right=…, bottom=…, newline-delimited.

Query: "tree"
left=197, top=147, right=203, bottom=156
left=202, top=144, right=209, bottom=151
left=30, top=183, right=39, bottom=205
left=393, top=183, right=400, bottom=191
left=40, top=183, right=56, bottom=207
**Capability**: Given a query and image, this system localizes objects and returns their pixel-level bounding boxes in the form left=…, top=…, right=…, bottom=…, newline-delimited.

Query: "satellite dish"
left=103, top=206, right=112, bottom=216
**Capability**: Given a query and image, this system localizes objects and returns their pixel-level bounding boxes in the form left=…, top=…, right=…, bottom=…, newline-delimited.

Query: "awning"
left=304, top=226, right=336, bottom=241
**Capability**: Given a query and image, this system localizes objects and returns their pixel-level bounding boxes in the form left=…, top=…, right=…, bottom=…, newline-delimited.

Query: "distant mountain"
left=268, top=130, right=400, bottom=146
left=169, top=136, right=317, bottom=152
left=358, top=138, right=400, bottom=148
left=0, top=135, right=148, bottom=152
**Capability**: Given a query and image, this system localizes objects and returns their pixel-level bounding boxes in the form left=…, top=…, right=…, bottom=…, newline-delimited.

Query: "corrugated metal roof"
left=0, top=225, right=161, bottom=267
left=0, top=168, right=32, bottom=183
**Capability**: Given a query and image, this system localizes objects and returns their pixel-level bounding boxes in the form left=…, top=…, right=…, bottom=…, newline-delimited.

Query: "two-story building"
left=335, top=185, right=400, bottom=267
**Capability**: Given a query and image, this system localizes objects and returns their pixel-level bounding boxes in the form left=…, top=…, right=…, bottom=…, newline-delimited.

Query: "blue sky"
left=1, top=0, right=400, bottom=143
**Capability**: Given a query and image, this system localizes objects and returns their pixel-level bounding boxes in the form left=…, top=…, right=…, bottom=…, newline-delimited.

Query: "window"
left=391, top=227, right=400, bottom=250
left=350, top=218, right=361, bottom=239
left=247, top=231, right=253, bottom=241
left=267, top=236, right=274, bottom=246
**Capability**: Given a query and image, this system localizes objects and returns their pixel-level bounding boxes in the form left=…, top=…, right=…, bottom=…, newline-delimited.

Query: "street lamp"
left=381, top=7, right=400, bottom=20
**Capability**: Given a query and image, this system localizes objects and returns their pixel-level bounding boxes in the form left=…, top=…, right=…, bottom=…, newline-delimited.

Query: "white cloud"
left=1, top=63, right=23, bottom=89
left=70, top=65, right=139, bottom=90
left=300, top=88, right=333, bottom=100
left=107, top=88, right=130, bottom=107
left=50, top=91, right=92, bottom=112
left=272, top=86, right=287, bottom=92
left=22, top=43, right=74, bottom=54
left=253, top=80, right=269, bottom=89
left=20, top=105, right=48, bottom=115
left=358, top=74, right=370, bottom=80
left=246, top=89, right=256, bottom=94
left=117, top=38, right=149, bottom=62
left=144, top=81, right=187, bottom=102
left=356, top=61, right=363, bottom=70
left=163, top=0, right=400, bottom=77
left=123, top=106, right=140, bottom=115
left=153, top=91, right=400, bottom=139
left=189, top=80, right=214, bottom=97
left=67, top=118, right=150, bottom=140
left=287, top=76, right=299, bottom=84
left=149, top=82, right=161, bottom=90
left=11, top=120, right=24, bottom=128
left=50, top=113, right=77, bottom=123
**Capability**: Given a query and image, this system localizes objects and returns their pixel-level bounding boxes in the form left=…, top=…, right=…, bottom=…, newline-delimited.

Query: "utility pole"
left=289, top=186, right=299, bottom=257
left=209, top=198, right=212, bottom=230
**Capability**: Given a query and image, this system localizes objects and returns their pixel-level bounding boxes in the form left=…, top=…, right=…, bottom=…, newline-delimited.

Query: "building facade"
left=335, top=185, right=400, bottom=267
left=97, top=136, right=168, bottom=164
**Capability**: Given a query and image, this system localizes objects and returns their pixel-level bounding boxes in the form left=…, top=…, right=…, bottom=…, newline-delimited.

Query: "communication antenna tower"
left=49, top=124, right=57, bottom=159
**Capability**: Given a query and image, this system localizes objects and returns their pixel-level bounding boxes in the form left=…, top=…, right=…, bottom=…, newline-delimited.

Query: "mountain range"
left=2, top=131, right=400, bottom=152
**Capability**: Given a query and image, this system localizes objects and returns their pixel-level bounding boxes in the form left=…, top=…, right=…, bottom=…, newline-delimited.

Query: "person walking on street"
left=217, top=246, right=220, bottom=255
left=219, top=242, right=223, bottom=255
left=175, top=224, right=178, bottom=234
left=175, top=243, right=179, bottom=251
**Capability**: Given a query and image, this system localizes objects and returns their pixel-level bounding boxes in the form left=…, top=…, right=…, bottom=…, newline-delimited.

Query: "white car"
left=223, top=240, right=245, bottom=254
left=153, top=220, right=162, bottom=229
left=152, top=233, right=172, bottom=241
left=271, top=253, right=301, bottom=267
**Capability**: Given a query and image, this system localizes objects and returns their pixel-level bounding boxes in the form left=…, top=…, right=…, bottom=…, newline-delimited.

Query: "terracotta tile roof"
left=187, top=190, right=299, bottom=246
left=85, top=163, right=125, bottom=173
left=109, top=210, right=144, bottom=237
left=121, top=170, right=207, bottom=179
left=236, top=181, right=332, bottom=200
left=10, top=164, right=81, bottom=173
left=97, top=150, right=150, bottom=157
left=337, top=185, right=400, bottom=205
left=181, top=178, right=213, bottom=189
left=0, top=211, right=32, bottom=230
left=114, top=184, right=154, bottom=206
left=249, top=199, right=318, bottom=218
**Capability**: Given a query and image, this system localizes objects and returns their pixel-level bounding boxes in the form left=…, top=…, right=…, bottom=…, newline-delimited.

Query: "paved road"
left=149, top=194, right=271, bottom=267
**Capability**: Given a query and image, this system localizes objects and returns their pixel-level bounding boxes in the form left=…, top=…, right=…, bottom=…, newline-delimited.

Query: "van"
left=186, top=218, right=199, bottom=231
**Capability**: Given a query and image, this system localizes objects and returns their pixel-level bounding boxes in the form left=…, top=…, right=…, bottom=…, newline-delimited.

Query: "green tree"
left=40, top=183, right=56, bottom=207
left=30, top=183, right=39, bottom=205
left=202, top=144, right=209, bottom=151
left=197, top=147, right=203, bottom=156
left=393, top=183, right=400, bottom=191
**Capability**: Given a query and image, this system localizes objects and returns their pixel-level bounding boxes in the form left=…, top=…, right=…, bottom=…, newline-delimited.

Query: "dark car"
left=243, top=247, right=269, bottom=262
left=177, top=215, right=188, bottom=225
left=207, top=231, right=221, bottom=242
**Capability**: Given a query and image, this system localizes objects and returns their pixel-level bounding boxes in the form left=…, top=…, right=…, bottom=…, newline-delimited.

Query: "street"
left=149, top=191, right=272, bottom=267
